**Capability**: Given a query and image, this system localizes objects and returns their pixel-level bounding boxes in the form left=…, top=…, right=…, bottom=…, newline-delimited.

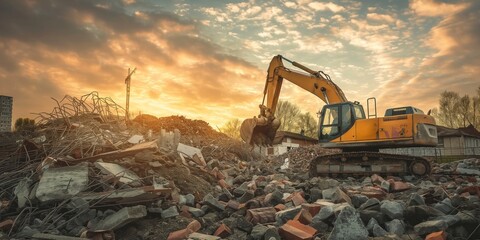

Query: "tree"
left=275, top=100, right=301, bottom=132
left=14, top=118, right=35, bottom=135
left=220, top=118, right=241, bottom=139
left=458, top=95, right=471, bottom=127
left=437, top=91, right=461, bottom=128
left=296, top=112, right=318, bottom=138
left=434, top=87, right=480, bottom=129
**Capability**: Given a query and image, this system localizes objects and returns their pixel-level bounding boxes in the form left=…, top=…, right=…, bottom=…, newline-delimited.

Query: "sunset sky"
left=0, top=0, right=479, bottom=128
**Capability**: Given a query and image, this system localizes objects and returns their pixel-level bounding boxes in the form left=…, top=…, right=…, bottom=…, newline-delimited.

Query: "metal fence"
left=380, top=147, right=480, bottom=163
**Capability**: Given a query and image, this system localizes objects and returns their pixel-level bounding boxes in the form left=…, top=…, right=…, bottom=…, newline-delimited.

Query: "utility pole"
left=125, top=67, right=136, bottom=121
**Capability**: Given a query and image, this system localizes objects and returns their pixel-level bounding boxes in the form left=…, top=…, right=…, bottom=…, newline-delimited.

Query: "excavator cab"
left=319, top=102, right=366, bottom=142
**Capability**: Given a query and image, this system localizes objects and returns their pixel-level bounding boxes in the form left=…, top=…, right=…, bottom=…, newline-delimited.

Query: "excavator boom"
left=241, top=55, right=437, bottom=177
left=240, top=55, right=347, bottom=145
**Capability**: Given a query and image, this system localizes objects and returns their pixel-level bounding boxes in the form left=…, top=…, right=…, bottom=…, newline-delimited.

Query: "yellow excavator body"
left=240, top=55, right=438, bottom=177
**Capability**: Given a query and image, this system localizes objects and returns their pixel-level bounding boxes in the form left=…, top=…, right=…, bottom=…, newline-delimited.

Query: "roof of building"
left=437, top=124, right=480, bottom=138
left=272, top=131, right=318, bottom=145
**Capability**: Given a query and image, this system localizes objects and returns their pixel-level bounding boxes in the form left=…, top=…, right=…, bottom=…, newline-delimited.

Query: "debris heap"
left=0, top=92, right=479, bottom=240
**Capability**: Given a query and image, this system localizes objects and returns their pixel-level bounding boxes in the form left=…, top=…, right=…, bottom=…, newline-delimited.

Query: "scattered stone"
left=407, top=193, right=425, bottom=206
left=359, top=198, right=380, bottom=211
left=323, top=187, right=351, bottom=204
left=161, top=206, right=179, bottom=219
left=203, top=194, right=225, bottom=211
left=373, top=224, right=388, bottom=237
left=351, top=194, right=369, bottom=208
left=250, top=224, right=269, bottom=240
left=385, top=219, right=405, bottom=235
left=275, top=206, right=302, bottom=225
left=380, top=200, right=405, bottom=220
left=312, top=205, right=334, bottom=221
left=328, top=206, right=368, bottom=240
left=414, top=219, right=448, bottom=235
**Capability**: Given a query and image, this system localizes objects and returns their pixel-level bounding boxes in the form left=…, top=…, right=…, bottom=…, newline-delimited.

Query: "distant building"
left=0, top=95, right=13, bottom=132
left=256, top=131, right=318, bottom=156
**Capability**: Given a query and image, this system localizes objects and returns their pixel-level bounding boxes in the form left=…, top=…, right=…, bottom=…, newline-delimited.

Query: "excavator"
left=240, top=55, right=438, bottom=177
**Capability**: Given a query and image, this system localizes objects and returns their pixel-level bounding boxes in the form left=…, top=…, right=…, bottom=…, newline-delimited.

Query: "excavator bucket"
left=240, top=117, right=280, bottom=146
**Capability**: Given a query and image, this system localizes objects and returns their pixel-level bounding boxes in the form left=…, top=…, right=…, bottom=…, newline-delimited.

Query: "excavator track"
left=309, top=151, right=431, bottom=178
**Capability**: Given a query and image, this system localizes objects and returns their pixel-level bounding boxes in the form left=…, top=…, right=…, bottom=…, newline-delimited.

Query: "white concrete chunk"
left=35, top=163, right=89, bottom=202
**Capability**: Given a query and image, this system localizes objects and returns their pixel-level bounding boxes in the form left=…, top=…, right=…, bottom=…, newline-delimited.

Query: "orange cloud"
left=0, top=0, right=267, bottom=127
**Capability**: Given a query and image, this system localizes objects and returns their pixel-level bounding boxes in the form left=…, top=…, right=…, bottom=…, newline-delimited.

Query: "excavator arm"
left=241, top=55, right=348, bottom=145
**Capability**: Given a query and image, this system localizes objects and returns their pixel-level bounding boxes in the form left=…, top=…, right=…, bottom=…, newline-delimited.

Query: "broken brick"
left=425, top=231, right=446, bottom=240
left=391, top=181, right=411, bottom=192
left=274, top=204, right=287, bottom=212
left=0, top=219, right=13, bottom=231
left=213, top=223, right=232, bottom=238
left=218, top=179, right=230, bottom=189
left=301, top=203, right=321, bottom=216
left=278, top=220, right=316, bottom=240
left=293, top=209, right=313, bottom=225
left=167, top=229, right=190, bottom=240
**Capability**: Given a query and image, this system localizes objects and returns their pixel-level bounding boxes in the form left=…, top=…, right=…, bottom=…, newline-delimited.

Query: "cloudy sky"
left=0, top=0, right=479, bottom=127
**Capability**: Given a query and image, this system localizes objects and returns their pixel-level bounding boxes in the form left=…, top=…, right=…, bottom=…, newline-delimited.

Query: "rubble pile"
left=133, top=115, right=227, bottom=140
left=1, top=93, right=479, bottom=239
left=272, top=145, right=340, bottom=174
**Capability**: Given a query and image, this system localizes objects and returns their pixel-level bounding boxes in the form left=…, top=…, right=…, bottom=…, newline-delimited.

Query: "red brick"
left=227, top=200, right=241, bottom=210
left=290, top=192, right=306, bottom=206
left=371, top=174, right=385, bottom=184
left=167, top=229, right=190, bottom=240
left=218, top=179, right=230, bottom=189
left=278, top=220, right=316, bottom=240
left=302, top=203, right=322, bottom=216
left=0, top=219, right=13, bottom=231
left=246, top=207, right=276, bottom=224
left=391, top=181, right=411, bottom=192
left=214, top=223, right=232, bottom=238
left=274, top=204, right=287, bottom=212
left=425, top=231, right=446, bottom=240
left=187, top=220, right=201, bottom=232
left=293, top=209, right=313, bottom=225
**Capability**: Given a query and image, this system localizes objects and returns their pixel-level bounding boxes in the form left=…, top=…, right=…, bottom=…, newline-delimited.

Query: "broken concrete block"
left=203, top=194, right=225, bottom=211
left=94, top=205, right=147, bottom=231
left=94, top=162, right=141, bottom=186
left=246, top=207, right=276, bottom=224
left=188, top=232, right=220, bottom=240
left=251, top=224, right=269, bottom=240
left=36, top=163, right=89, bottom=202
left=380, top=200, right=405, bottom=220
left=328, top=206, right=368, bottom=240
left=414, top=219, right=448, bottom=235
left=177, top=143, right=206, bottom=166
left=275, top=206, right=302, bottom=225
left=161, top=206, right=179, bottom=219
left=373, top=224, right=388, bottom=237
left=322, top=187, right=351, bottom=204
left=14, top=178, right=32, bottom=208
left=128, top=135, right=144, bottom=144
left=385, top=219, right=405, bottom=235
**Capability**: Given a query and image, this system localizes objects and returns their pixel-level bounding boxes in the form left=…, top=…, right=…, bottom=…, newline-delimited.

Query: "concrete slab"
left=35, top=163, right=89, bottom=202
left=94, top=205, right=147, bottom=231
left=177, top=143, right=206, bottom=166
left=94, top=162, right=140, bottom=185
